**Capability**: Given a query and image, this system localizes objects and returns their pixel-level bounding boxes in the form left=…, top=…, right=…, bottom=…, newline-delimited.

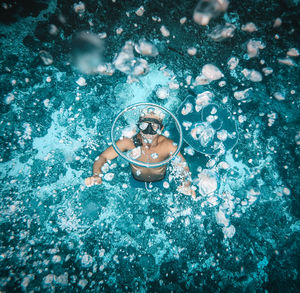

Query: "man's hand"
left=85, top=175, right=102, bottom=187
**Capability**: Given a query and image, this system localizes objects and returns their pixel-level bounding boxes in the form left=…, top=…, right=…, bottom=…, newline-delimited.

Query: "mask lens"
left=138, top=118, right=162, bottom=135
left=138, top=122, right=148, bottom=131
left=151, top=123, right=159, bottom=131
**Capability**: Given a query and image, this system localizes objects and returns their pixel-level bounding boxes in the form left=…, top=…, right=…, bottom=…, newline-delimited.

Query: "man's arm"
left=85, top=138, right=134, bottom=186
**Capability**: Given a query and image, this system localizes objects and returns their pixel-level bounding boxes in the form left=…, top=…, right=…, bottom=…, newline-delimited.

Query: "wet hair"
left=139, top=106, right=165, bottom=123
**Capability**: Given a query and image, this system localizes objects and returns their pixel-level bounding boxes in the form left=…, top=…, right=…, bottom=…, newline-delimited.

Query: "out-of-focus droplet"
left=241, top=68, right=262, bottom=82
left=193, top=0, right=229, bottom=26
left=208, top=23, right=236, bottom=42
left=135, top=6, right=145, bottom=16
left=160, top=25, right=170, bottom=37
left=273, top=17, right=282, bottom=28
left=241, top=22, right=258, bottom=32
left=135, top=40, right=158, bottom=56
left=39, top=50, right=53, bottom=65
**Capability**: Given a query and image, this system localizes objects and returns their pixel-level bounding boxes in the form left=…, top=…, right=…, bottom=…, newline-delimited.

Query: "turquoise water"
left=0, top=0, right=299, bottom=291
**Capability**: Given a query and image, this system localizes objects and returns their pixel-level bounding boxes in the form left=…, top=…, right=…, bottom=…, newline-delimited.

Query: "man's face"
left=137, top=115, right=163, bottom=143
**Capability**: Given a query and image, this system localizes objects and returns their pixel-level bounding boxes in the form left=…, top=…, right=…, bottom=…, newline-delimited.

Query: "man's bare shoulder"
left=117, top=137, right=135, bottom=150
left=159, top=136, right=177, bottom=149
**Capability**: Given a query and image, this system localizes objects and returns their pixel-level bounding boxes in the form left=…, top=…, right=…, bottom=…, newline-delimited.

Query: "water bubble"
left=208, top=23, right=236, bottom=42
left=104, top=173, right=114, bottom=181
left=78, top=279, right=88, bottom=289
left=71, top=31, right=105, bottom=74
left=114, top=41, right=149, bottom=76
left=273, top=17, right=282, bottom=28
left=76, top=77, right=87, bottom=86
left=193, top=0, right=229, bottom=26
left=39, top=50, right=53, bottom=65
left=151, top=153, right=159, bottom=159
left=242, top=22, right=258, bottom=32
left=247, top=39, right=265, bottom=58
left=135, top=6, right=145, bottom=16
left=222, top=225, right=236, bottom=238
left=81, top=253, right=93, bottom=267
left=156, top=87, right=169, bottom=99
left=286, top=48, right=299, bottom=57
left=241, top=68, right=262, bottom=82
left=73, top=2, right=85, bottom=15
left=160, top=25, right=170, bottom=37
left=135, top=40, right=158, bottom=57
left=196, top=169, right=218, bottom=196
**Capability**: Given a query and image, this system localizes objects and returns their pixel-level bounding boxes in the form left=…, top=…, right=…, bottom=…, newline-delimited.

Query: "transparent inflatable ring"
left=111, top=102, right=183, bottom=168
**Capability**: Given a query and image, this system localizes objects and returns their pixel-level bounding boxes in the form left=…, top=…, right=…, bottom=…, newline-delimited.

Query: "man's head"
left=137, top=107, right=165, bottom=136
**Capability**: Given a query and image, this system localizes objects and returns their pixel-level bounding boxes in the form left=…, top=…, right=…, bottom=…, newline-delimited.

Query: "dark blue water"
left=0, top=0, right=299, bottom=291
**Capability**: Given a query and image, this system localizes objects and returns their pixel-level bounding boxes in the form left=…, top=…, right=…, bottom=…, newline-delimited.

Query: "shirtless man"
left=85, top=107, right=196, bottom=198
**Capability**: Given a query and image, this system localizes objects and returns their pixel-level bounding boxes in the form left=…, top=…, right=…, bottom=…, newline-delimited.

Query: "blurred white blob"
left=134, top=39, right=158, bottom=56
left=39, top=50, right=53, bottom=65
left=187, top=47, right=197, bottom=55
left=182, top=121, right=193, bottom=130
left=195, top=64, right=223, bottom=85
left=98, top=32, right=107, bottom=39
left=273, top=92, right=285, bottom=101
left=135, top=6, right=145, bottom=16
left=76, top=77, right=87, bottom=86
left=56, top=273, right=68, bottom=286
left=81, top=253, right=93, bottom=268
left=104, top=173, right=114, bottom=181
left=295, top=132, right=300, bottom=145
left=216, top=210, right=229, bottom=226
left=160, top=25, right=170, bottom=37
left=95, top=63, right=114, bottom=76
left=181, top=103, right=193, bottom=115
left=193, top=0, right=229, bottom=26
left=169, top=81, right=179, bottom=89
left=273, top=17, right=282, bottom=28
left=227, top=57, right=239, bottom=70
left=73, top=2, right=85, bottom=14
left=223, top=225, right=236, bottom=238
left=217, top=129, right=228, bottom=141
left=234, top=88, right=252, bottom=100
left=49, top=24, right=59, bottom=36
left=241, top=22, right=258, bottom=32
left=156, top=87, right=169, bottom=99
left=129, top=147, right=142, bottom=160
left=267, top=112, right=276, bottom=127
left=241, top=68, right=262, bottom=82
left=196, top=169, right=218, bottom=196
left=247, top=39, right=265, bottom=58
left=71, top=31, right=104, bottom=74
left=116, top=27, right=123, bottom=35
left=262, top=67, right=273, bottom=76
left=217, top=161, right=230, bottom=169
left=78, top=279, right=88, bottom=289
left=208, top=23, right=236, bottom=42
left=278, top=57, right=296, bottom=66
left=287, top=48, right=299, bottom=57
left=195, top=91, right=213, bottom=111
left=191, top=122, right=215, bottom=147
left=184, top=146, right=195, bottom=155
left=180, top=17, right=187, bottom=24
left=5, top=93, right=15, bottom=104
left=114, top=41, right=149, bottom=76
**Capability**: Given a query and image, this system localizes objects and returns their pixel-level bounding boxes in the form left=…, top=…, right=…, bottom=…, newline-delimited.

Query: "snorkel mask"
left=137, top=118, right=163, bottom=135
